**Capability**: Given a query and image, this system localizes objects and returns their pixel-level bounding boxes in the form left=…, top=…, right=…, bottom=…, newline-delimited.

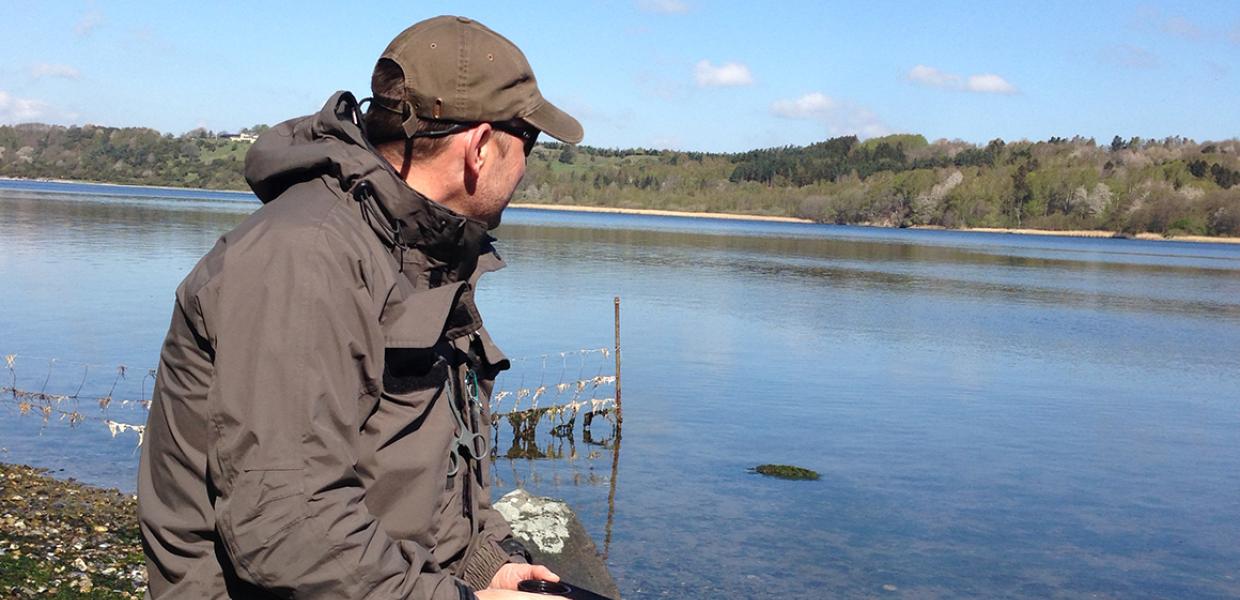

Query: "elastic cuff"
left=499, top=536, right=532, bottom=564
left=456, top=580, right=478, bottom=600
left=460, top=538, right=510, bottom=591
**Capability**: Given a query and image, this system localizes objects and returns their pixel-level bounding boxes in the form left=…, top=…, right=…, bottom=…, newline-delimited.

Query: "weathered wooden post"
left=604, top=296, right=623, bottom=560
left=613, top=296, right=621, bottom=426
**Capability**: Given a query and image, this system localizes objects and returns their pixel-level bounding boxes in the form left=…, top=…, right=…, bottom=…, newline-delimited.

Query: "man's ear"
left=464, top=123, right=494, bottom=180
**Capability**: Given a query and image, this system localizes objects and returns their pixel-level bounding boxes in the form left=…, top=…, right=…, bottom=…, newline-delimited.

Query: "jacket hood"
left=244, top=91, right=497, bottom=284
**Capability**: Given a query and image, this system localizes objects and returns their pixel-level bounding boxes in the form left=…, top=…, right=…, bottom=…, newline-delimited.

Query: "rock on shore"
left=495, top=489, right=621, bottom=599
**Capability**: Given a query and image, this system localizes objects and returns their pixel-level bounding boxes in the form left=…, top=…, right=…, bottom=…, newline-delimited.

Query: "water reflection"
left=494, top=407, right=619, bottom=460
left=495, top=221, right=1240, bottom=317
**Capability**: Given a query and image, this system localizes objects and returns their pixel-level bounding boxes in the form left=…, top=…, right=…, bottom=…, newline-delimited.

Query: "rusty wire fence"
left=2, top=353, right=154, bottom=445
left=1, top=345, right=620, bottom=485
left=3, top=298, right=626, bottom=556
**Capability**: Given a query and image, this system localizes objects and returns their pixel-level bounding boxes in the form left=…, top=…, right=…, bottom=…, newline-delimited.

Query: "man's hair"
left=364, top=58, right=455, bottom=162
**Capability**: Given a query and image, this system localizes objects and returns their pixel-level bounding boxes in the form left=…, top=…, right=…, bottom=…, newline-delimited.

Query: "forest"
left=3, top=122, right=1238, bottom=237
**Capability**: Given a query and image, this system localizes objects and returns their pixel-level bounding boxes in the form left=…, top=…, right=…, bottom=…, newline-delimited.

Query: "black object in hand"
left=518, top=579, right=614, bottom=600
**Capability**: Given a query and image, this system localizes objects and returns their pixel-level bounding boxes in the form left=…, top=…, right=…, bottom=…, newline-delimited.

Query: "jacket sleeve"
left=455, top=338, right=526, bottom=589
left=477, top=492, right=525, bottom=563
left=457, top=493, right=528, bottom=591
left=202, top=218, right=468, bottom=600
left=470, top=328, right=524, bottom=565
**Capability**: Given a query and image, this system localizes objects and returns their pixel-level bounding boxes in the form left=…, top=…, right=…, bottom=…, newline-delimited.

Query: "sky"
left=1, top=1, right=1238, bottom=153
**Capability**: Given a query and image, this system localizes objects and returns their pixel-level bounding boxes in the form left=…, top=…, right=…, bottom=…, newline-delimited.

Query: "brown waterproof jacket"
left=138, top=92, right=519, bottom=599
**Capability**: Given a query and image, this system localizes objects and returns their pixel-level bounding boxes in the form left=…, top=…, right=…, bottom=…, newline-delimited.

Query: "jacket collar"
left=246, top=91, right=500, bottom=285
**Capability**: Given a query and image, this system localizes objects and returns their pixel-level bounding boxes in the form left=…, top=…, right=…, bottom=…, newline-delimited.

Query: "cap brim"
left=523, top=99, right=583, bottom=145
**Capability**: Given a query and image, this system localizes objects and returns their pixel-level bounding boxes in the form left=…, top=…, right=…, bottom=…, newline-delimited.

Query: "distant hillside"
left=0, top=123, right=261, bottom=190
left=3, top=122, right=1239, bottom=237
left=525, top=135, right=1240, bottom=237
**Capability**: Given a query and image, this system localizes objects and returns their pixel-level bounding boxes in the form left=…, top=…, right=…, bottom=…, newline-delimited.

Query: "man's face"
left=472, top=128, right=530, bottom=229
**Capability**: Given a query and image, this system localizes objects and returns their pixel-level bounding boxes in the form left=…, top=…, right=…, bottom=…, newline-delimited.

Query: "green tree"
left=1011, top=163, right=1033, bottom=226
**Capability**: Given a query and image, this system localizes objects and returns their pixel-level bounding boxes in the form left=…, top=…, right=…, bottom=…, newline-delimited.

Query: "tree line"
left=527, top=134, right=1240, bottom=237
left=3, top=121, right=1239, bottom=237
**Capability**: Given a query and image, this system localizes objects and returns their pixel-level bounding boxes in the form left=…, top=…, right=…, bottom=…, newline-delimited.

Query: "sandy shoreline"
left=6, top=178, right=1239, bottom=244
left=514, top=203, right=1240, bottom=244
left=0, top=176, right=252, bottom=195
left=917, top=226, right=1240, bottom=245
left=510, top=202, right=813, bottom=223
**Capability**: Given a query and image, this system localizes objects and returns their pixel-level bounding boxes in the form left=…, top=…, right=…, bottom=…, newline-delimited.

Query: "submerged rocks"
left=495, top=488, right=620, bottom=599
left=748, top=464, right=821, bottom=480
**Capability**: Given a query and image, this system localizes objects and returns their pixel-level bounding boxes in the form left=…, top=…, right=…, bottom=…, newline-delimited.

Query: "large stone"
left=495, top=489, right=619, bottom=599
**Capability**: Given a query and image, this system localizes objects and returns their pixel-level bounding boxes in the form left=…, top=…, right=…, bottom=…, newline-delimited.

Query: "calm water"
left=2, top=180, right=1240, bottom=599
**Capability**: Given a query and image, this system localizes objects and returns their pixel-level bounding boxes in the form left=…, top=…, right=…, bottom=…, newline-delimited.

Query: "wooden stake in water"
left=604, top=296, right=623, bottom=559
left=613, top=296, right=622, bottom=426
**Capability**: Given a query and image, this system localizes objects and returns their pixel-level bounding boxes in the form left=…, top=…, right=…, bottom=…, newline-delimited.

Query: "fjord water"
left=2, top=180, right=1239, bottom=599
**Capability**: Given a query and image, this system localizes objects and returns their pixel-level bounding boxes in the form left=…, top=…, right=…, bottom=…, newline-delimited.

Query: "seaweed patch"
left=748, top=464, right=820, bottom=480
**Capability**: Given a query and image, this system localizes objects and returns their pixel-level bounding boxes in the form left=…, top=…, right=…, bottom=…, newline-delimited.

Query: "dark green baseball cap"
left=376, top=15, right=583, bottom=144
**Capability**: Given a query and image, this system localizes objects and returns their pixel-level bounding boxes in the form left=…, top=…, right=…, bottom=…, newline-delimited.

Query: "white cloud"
left=30, top=63, right=81, bottom=80
left=74, top=9, right=103, bottom=37
left=694, top=60, right=754, bottom=87
left=0, top=91, right=49, bottom=123
left=771, top=92, right=836, bottom=119
left=908, top=65, right=960, bottom=88
left=636, top=0, right=689, bottom=14
left=908, top=64, right=1016, bottom=94
left=770, top=92, right=891, bottom=139
left=965, top=74, right=1017, bottom=94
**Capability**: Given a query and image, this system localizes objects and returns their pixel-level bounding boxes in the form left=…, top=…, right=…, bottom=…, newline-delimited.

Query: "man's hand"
left=487, top=562, right=560, bottom=591
left=475, top=590, right=563, bottom=600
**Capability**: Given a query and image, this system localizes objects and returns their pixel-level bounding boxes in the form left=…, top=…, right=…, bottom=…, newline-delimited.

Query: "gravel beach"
left=0, top=463, right=145, bottom=598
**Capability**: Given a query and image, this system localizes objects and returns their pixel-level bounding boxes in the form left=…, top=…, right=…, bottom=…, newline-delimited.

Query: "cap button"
left=456, top=16, right=472, bottom=23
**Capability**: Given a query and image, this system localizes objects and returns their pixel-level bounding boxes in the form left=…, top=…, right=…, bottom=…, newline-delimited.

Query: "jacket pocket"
left=221, top=466, right=308, bottom=580
left=220, top=465, right=343, bottom=592
left=380, top=348, right=447, bottom=421
left=371, top=348, right=447, bottom=454
left=379, top=280, right=481, bottom=349
left=376, top=280, right=473, bottom=419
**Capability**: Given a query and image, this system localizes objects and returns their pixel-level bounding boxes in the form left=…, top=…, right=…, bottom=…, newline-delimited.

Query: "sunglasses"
left=490, top=120, right=540, bottom=157
left=408, top=119, right=540, bottom=157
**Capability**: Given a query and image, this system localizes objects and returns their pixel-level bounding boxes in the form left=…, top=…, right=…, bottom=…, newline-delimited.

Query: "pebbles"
left=1, top=463, right=145, bottom=598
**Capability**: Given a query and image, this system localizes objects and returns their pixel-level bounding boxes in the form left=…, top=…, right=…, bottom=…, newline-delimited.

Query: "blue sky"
left=1, top=1, right=1237, bottom=152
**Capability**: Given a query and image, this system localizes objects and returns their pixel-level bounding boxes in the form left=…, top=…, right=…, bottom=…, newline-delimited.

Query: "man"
left=138, top=15, right=583, bottom=599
